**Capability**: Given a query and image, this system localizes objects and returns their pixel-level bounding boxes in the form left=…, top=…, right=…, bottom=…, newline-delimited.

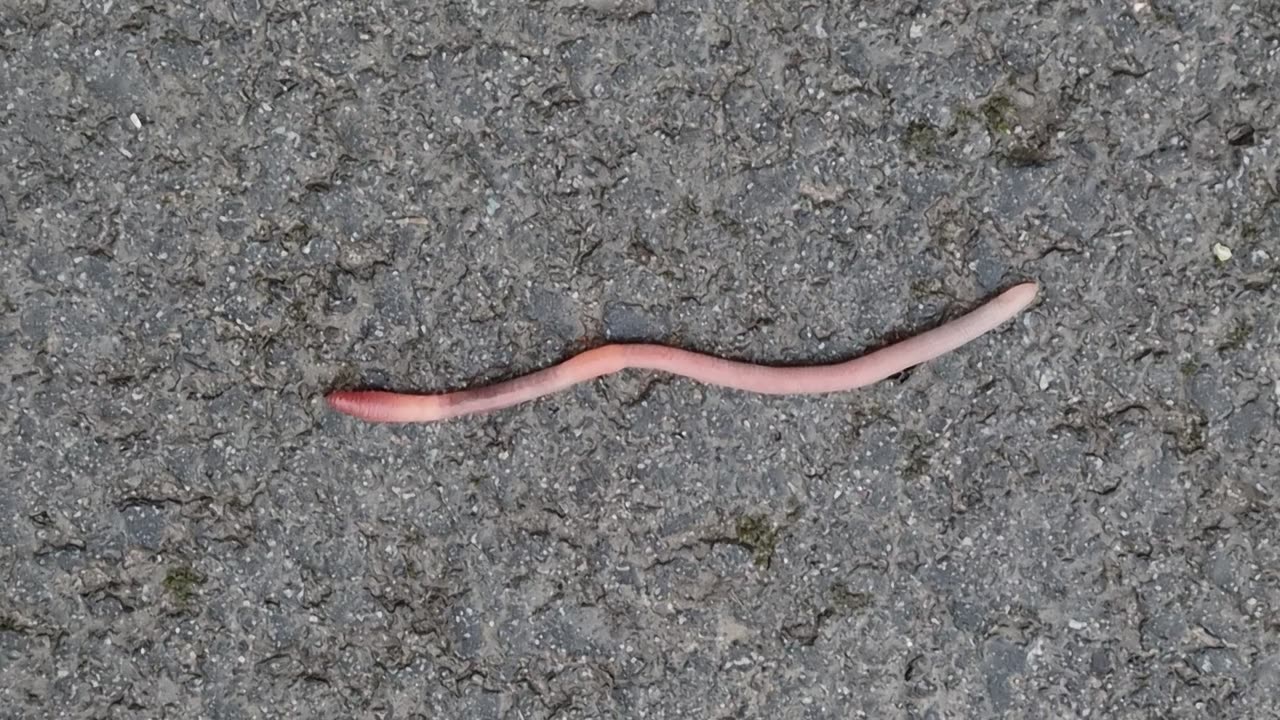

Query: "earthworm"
left=327, top=281, right=1038, bottom=424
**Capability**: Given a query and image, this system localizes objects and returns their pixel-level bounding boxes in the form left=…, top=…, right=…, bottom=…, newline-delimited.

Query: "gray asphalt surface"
left=2, top=1, right=1278, bottom=718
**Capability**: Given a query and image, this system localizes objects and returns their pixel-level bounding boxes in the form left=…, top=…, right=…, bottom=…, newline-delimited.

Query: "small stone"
left=1226, top=123, right=1254, bottom=147
left=1212, top=243, right=1233, bottom=262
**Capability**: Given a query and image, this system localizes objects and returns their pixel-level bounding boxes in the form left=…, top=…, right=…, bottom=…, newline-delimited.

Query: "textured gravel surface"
left=2, top=1, right=1279, bottom=718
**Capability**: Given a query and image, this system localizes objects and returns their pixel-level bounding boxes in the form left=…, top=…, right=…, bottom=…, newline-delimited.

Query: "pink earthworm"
left=327, top=281, right=1038, bottom=424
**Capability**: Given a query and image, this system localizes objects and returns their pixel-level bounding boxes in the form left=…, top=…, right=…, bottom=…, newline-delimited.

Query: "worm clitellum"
left=327, top=282, right=1038, bottom=424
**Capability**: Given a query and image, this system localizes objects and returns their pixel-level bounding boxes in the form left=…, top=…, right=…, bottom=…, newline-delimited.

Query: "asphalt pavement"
left=2, top=1, right=1278, bottom=718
